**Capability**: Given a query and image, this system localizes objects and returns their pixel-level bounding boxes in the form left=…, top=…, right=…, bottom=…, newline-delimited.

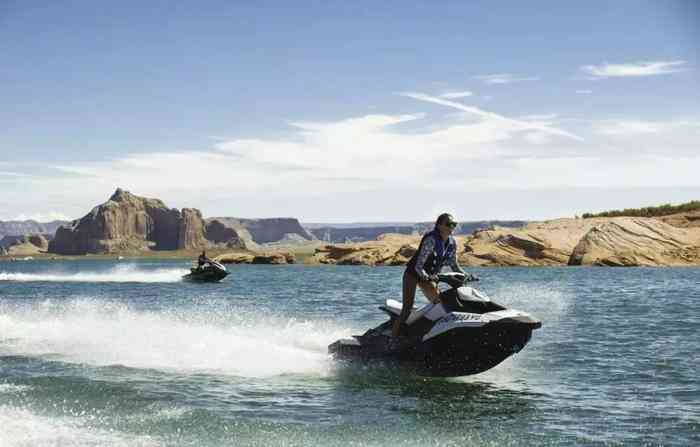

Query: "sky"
left=1, top=0, right=699, bottom=222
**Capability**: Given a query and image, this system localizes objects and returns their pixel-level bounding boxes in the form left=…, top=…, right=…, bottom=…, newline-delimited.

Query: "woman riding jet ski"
left=329, top=213, right=538, bottom=377
left=328, top=272, right=542, bottom=377
left=182, top=251, right=229, bottom=282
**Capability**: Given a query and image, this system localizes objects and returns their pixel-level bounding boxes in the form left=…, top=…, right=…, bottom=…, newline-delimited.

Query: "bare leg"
left=392, top=271, right=417, bottom=336
left=418, top=281, right=440, bottom=303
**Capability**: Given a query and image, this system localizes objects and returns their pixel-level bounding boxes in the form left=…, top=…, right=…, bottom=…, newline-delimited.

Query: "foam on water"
left=0, top=298, right=349, bottom=378
left=0, top=405, right=159, bottom=447
left=0, top=383, right=31, bottom=394
left=0, top=264, right=187, bottom=283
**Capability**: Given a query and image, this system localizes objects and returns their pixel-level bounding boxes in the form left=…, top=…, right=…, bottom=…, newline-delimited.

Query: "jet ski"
left=182, top=260, right=229, bottom=282
left=329, top=272, right=541, bottom=377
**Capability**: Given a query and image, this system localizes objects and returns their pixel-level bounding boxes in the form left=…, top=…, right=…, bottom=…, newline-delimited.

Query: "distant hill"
left=0, top=220, right=68, bottom=240
left=306, top=220, right=527, bottom=243
left=210, top=217, right=313, bottom=245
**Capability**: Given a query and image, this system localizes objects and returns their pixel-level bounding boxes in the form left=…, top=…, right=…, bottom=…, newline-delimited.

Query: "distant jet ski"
left=183, top=260, right=229, bottom=282
left=329, top=272, right=541, bottom=377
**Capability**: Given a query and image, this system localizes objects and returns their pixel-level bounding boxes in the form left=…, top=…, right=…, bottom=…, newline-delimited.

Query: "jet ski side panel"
left=329, top=316, right=538, bottom=377
left=418, top=323, right=535, bottom=377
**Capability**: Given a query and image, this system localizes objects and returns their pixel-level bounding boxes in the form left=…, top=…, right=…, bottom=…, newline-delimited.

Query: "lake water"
left=0, top=260, right=698, bottom=446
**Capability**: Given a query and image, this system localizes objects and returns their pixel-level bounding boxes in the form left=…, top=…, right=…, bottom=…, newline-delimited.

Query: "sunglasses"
left=444, top=221, right=458, bottom=228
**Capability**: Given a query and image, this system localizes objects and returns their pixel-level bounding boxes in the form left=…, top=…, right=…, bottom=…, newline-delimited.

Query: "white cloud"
left=594, top=119, right=700, bottom=136
left=500, top=155, right=700, bottom=189
left=576, top=90, right=592, bottom=94
left=474, top=73, right=539, bottom=84
left=519, top=114, right=559, bottom=121
left=439, top=91, right=473, bottom=99
left=10, top=99, right=582, bottom=217
left=3, top=97, right=699, bottom=220
left=0, top=171, right=29, bottom=178
left=581, top=60, right=686, bottom=78
left=10, top=212, right=73, bottom=222
left=523, top=132, right=554, bottom=145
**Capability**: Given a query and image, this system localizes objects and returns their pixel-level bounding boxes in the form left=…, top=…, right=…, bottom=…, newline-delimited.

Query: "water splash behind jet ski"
left=329, top=272, right=541, bottom=377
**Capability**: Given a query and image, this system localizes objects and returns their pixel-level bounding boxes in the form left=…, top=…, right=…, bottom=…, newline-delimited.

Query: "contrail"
left=399, top=92, right=583, bottom=141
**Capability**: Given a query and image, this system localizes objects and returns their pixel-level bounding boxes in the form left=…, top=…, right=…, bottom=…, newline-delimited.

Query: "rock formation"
left=0, top=220, right=68, bottom=241
left=659, top=210, right=700, bottom=228
left=215, top=251, right=295, bottom=264
left=204, top=219, right=247, bottom=249
left=568, top=218, right=700, bottom=266
left=215, top=253, right=256, bottom=264
left=241, top=218, right=313, bottom=244
left=49, top=189, right=209, bottom=254
left=311, top=215, right=700, bottom=267
left=1, top=233, right=49, bottom=256
left=210, top=217, right=312, bottom=245
left=458, top=219, right=597, bottom=266
left=177, top=208, right=208, bottom=250
left=313, top=234, right=424, bottom=266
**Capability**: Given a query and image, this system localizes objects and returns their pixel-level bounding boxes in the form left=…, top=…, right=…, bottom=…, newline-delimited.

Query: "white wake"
left=0, top=299, right=350, bottom=378
left=0, top=264, right=187, bottom=283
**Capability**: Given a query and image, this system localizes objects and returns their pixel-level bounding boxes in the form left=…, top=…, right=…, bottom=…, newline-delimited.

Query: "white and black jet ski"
left=329, top=272, right=541, bottom=377
left=183, top=260, right=229, bottom=282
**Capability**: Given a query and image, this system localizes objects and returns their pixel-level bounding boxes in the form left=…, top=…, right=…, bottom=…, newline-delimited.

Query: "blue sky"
left=1, top=1, right=699, bottom=222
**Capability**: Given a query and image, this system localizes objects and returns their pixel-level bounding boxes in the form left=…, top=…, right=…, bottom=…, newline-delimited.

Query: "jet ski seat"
left=383, top=300, right=443, bottom=325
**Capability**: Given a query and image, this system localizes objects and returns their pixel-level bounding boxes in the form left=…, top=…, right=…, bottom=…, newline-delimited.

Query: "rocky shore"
left=310, top=213, right=700, bottom=267
left=2, top=188, right=699, bottom=267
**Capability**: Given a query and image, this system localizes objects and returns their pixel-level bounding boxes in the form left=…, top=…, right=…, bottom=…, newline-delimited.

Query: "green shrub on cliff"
left=582, top=200, right=700, bottom=219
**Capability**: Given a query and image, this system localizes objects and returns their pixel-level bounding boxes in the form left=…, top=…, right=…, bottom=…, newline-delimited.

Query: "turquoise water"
left=0, top=260, right=698, bottom=446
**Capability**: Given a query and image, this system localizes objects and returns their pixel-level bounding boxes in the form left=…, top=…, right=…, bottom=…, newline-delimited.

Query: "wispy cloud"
left=575, top=90, right=592, bottom=94
left=519, top=113, right=559, bottom=121
left=399, top=92, right=582, bottom=141
left=594, top=119, right=700, bottom=135
left=474, top=73, right=539, bottom=84
left=581, top=60, right=686, bottom=78
left=5, top=100, right=700, bottom=220
left=10, top=212, right=73, bottom=222
left=0, top=171, right=30, bottom=178
left=439, top=90, right=473, bottom=99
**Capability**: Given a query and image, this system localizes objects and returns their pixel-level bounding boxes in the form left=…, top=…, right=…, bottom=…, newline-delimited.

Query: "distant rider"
left=392, top=213, right=469, bottom=337
left=197, top=250, right=211, bottom=269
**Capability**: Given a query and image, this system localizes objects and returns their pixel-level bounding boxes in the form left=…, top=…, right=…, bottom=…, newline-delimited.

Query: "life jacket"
left=406, top=229, right=456, bottom=277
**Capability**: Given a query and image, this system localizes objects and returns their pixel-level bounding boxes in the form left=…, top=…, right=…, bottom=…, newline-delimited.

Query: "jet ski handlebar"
left=436, top=272, right=479, bottom=288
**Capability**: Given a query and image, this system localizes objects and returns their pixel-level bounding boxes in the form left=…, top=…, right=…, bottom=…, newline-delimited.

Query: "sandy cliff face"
left=49, top=189, right=208, bottom=254
left=313, top=234, right=424, bottom=266
left=568, top=218, right=700, bottom=266
left=177, top=208, right=208, bottom=250
left=659, top=210, right=700, bottom=228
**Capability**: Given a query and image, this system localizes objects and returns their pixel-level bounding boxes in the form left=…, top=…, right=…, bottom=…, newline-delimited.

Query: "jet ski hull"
left=183, top=270, right=228, bottom=282
left=330, top=322, right=538, bottom=377
left=182, top=262, right=229, bottom=282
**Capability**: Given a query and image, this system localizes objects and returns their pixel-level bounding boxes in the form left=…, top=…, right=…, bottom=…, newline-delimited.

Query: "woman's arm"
left=414, top=237, right=435, bottom=281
